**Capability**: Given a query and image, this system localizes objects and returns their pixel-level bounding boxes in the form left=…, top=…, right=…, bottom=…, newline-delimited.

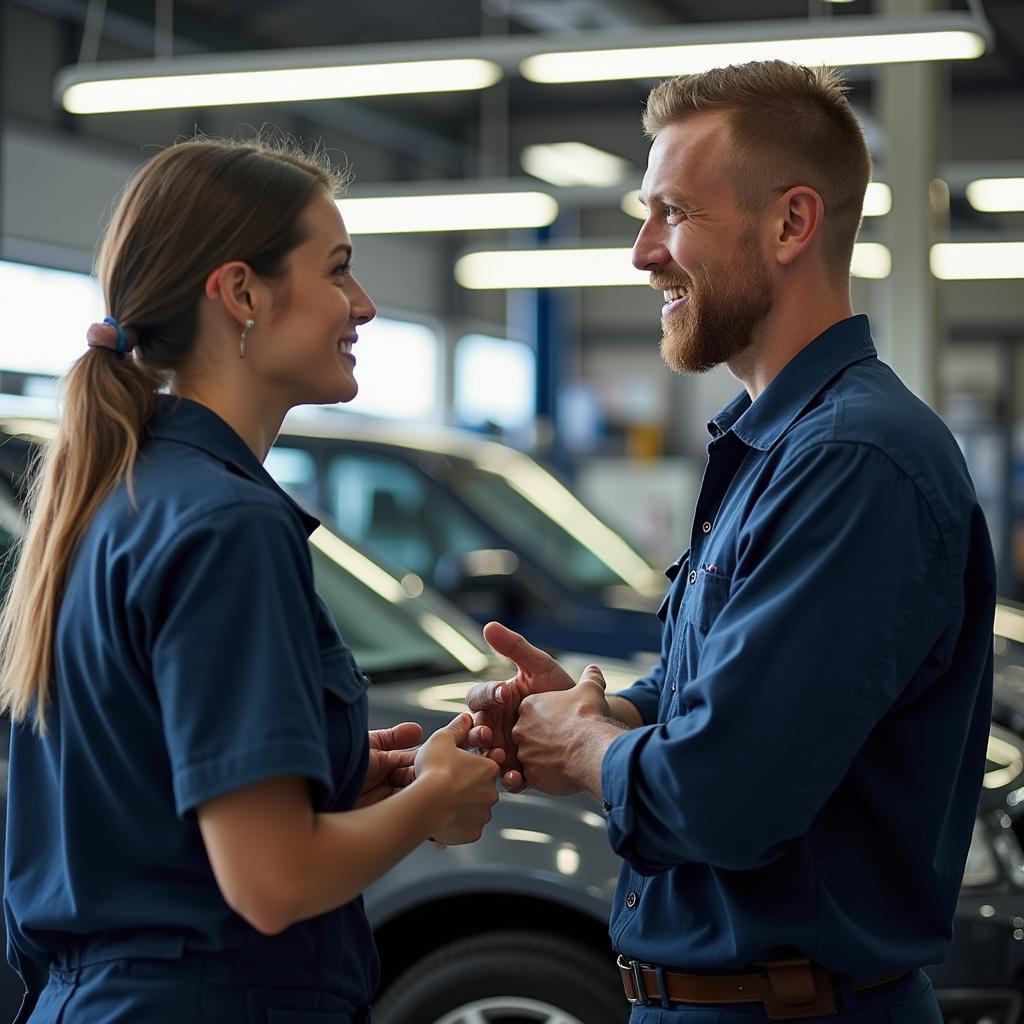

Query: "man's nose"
left=631, top=220, right=668, bottom=271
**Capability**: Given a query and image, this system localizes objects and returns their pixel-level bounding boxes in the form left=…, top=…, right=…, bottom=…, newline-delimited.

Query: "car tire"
left=374, top=929, right=629, bottom=1024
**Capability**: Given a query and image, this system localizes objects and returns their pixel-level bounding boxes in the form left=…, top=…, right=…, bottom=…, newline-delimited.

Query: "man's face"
left=631, top=111, right=774, bottom=374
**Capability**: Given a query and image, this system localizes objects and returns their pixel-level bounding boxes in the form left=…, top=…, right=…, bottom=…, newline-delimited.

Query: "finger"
left=482, top=622, right=554, bottom=675
left=501, top=768, right=526, bottom=793
left=482, top=747, right=506, bottom=767
left=465, top=680, right=512, bottom=712
left=389, top=765, right=417, bottom=788
left=579, top=665, right=607, bottom=691
left=370, top=722, right=423, bottom=751
left=467, top=724, right=493, bottom=749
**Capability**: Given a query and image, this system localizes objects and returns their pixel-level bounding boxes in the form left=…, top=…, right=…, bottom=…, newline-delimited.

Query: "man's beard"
left=655, top=232, right=773, bottom=375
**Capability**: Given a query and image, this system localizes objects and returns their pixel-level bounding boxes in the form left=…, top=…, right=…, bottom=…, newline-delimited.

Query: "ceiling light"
left=58, top=57, right=502, bottom=113
left=930, top=242, right=1024, bottom=280
left=862, top=182, right=892, bottom=217
left=457, top=248, right=647, bottom=289
left=520, top=15, right=988, bottom=83
left=521, top=142, right=631, bottom=187
left=456, top=241, right=890, bottom=288
left=339, top=192, right=558, bottom=234
left=849, top=242, right=891, bottom=279
left=621, top=191, right=646, bottom=220
left=966, top=179, right=1024, bottom=213
left=620, top=183, right=892, bottom=222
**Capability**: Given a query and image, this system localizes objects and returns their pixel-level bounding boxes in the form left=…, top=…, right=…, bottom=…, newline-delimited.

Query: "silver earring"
left=240, top=318, right=254, bottom=359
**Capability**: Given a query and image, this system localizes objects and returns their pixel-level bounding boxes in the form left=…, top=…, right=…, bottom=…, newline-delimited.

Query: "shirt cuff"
left=600, top=724, right=652, bottom=856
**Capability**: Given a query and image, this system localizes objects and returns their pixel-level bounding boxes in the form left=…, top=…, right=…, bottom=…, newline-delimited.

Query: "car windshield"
left=309, top=538, right=470, bottom=681
left=446, top=457, right=628, bottom=592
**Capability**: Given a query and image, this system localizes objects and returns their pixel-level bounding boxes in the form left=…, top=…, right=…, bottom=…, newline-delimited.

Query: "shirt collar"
left=707, top=314, right=877, bottom=451
left=147, top=396, right=321, bottom=537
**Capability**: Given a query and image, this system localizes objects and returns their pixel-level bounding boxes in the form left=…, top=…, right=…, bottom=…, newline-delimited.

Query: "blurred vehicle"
left=268, top=409, right=666, bottom=659
left=0, top=416, right=1021, bottom=1024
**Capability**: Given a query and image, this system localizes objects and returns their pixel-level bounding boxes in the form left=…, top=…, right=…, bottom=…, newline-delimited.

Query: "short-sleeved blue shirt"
left=602, top=315, right=996, bottom=978
left=4, top=397, right=376, bottom=1006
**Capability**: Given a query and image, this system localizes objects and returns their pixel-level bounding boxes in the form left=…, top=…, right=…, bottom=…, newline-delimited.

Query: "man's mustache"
left=649, top=273, right=692, bottom=292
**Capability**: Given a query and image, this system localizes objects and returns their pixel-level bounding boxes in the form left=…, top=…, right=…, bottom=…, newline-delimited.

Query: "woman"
left=0, top=137, right=501, bottom=1023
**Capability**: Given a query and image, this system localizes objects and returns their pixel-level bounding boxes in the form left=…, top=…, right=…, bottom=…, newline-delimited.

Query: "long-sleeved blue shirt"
left=602, top=314, right=995, bottom=978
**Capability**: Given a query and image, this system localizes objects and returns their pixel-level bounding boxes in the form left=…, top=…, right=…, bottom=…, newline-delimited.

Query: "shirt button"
left=626, top=891, right=638, bottom=909
left=601, top=800, right=612, bottom=813
left=702, top=521, right=711, bottom=534
left=688, top=570, right=697, bottom=585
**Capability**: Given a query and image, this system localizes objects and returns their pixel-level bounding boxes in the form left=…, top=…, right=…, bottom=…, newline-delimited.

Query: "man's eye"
left=664, top=205, right=686, bottom=220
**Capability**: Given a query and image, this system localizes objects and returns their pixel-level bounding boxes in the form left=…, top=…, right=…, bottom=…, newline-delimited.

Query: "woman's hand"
left=414, top=714, right=500, bottom=845
left=356, top=722, right=422, bottom=809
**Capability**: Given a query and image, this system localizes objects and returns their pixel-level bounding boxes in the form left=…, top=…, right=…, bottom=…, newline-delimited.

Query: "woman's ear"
left=203, top=261, right=255, bottom=326
left=775, top=187, right=825, bottom=268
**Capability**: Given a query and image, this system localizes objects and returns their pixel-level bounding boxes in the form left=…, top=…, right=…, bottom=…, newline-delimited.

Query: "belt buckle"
left=617, top=954, right=651, bottom=1007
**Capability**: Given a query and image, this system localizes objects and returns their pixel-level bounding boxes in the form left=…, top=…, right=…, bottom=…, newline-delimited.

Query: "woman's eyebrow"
left=326, top=243, right=353, bottom=260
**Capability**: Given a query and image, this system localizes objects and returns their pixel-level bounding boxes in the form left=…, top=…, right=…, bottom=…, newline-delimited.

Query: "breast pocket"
left=689, top=567, right=733, bottom=635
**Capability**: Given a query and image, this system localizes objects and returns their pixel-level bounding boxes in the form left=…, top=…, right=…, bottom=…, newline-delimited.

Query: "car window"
left=324, top=453, right=492, bottom=585
left=449, top=460, right=622, bottom=591
left=309, top=543, right=463, bottom=679
left=264, top=446, right=320, bottom=512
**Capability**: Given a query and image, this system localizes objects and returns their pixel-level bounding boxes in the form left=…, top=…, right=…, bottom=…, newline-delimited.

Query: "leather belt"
left=617, top=955, right=908, bottom=1020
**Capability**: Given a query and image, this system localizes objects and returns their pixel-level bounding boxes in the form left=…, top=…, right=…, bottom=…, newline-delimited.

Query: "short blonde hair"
left=643, top=61, right=871, bottom=275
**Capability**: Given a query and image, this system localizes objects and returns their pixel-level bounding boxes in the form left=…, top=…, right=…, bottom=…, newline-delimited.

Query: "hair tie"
left=86, top=317, right=138, bottom=356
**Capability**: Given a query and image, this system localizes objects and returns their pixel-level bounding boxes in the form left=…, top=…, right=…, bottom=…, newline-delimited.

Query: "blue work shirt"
left=602, top=315, right=995, bottom=979
left=4, top=397, right=376, bottom=1013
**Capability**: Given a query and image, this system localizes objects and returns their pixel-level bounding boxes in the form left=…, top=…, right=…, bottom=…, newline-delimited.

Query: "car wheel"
left=374, top=929, right=628, bottom=1024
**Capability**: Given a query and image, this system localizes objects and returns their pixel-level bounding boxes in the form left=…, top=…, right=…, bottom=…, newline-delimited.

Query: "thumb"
left=579, top=664, right=606, bottom=692
left=443, top=712, right=474, bottom=746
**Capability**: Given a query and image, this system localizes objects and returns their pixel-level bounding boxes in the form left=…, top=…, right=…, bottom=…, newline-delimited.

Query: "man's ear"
left=774, top=187, right=825, bottom=268
left=203, top=261, right=256, bottom=326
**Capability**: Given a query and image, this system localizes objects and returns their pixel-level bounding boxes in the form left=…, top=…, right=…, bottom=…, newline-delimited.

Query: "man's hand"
left=513, top=665, right=625, bottom=797
left=356, top=722, right=422, bottom=808
left=465, top=622, right=575, bottom=792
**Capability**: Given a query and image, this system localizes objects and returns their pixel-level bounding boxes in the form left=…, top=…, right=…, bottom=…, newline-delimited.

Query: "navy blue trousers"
left=26, top=954, right=371, bottom=1024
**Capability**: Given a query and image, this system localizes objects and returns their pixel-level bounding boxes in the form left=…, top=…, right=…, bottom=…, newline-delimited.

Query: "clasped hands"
left=464, top=621, right=618, bottom=797
left=361, top=620, right=616, bottom=847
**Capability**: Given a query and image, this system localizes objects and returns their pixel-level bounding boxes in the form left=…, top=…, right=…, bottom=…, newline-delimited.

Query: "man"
left=467, top=61, right=995, bottom=1023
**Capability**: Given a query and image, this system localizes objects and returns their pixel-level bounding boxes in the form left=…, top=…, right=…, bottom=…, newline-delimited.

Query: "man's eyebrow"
left=327, top=243, right=353, bottom=260
left=646, top=189, right=696, bottom=208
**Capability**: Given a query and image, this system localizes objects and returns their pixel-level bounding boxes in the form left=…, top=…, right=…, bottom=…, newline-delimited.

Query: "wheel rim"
left=433, top=995, right=587, bottom=1024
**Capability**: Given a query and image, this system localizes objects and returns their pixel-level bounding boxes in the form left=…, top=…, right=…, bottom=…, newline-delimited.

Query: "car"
left=0, top=415, right=1020, bottom=1024
left=267, top=409, right=667, bottom=659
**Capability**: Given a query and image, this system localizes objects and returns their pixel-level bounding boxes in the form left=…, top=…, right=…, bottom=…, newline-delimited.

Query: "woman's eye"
left=332, top=262, right=352, bottom=278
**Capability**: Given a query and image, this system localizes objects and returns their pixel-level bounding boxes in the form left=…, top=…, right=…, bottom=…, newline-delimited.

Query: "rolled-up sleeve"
left=601, top=441, right=950, bottom=874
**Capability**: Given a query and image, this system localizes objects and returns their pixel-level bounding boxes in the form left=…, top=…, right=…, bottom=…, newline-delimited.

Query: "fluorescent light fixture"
left=457, top=241, right=890, bottom=288
left=338, top=192, right=557, bottom=234
left=521, top=142, right=631, bottom=187
left=931, top=242, right=1024, bottom=280
left=621, top=190, right=646, bottom=220
left=457, top=248, right=647, bottom=289
left=60, top=58, right=502, bottom=113
left=621, top=182, right=892, bottom=221
left=966, top=178, right=1024, bottom=213
left=849, top=242, right=891, bottom=279
left=521, top=17, right=989, bottom=83
left=862, top=182, right=892, bottom=217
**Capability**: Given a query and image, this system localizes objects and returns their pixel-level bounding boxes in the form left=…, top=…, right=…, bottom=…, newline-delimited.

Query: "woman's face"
left=254, top=192, right=376, bottom=408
